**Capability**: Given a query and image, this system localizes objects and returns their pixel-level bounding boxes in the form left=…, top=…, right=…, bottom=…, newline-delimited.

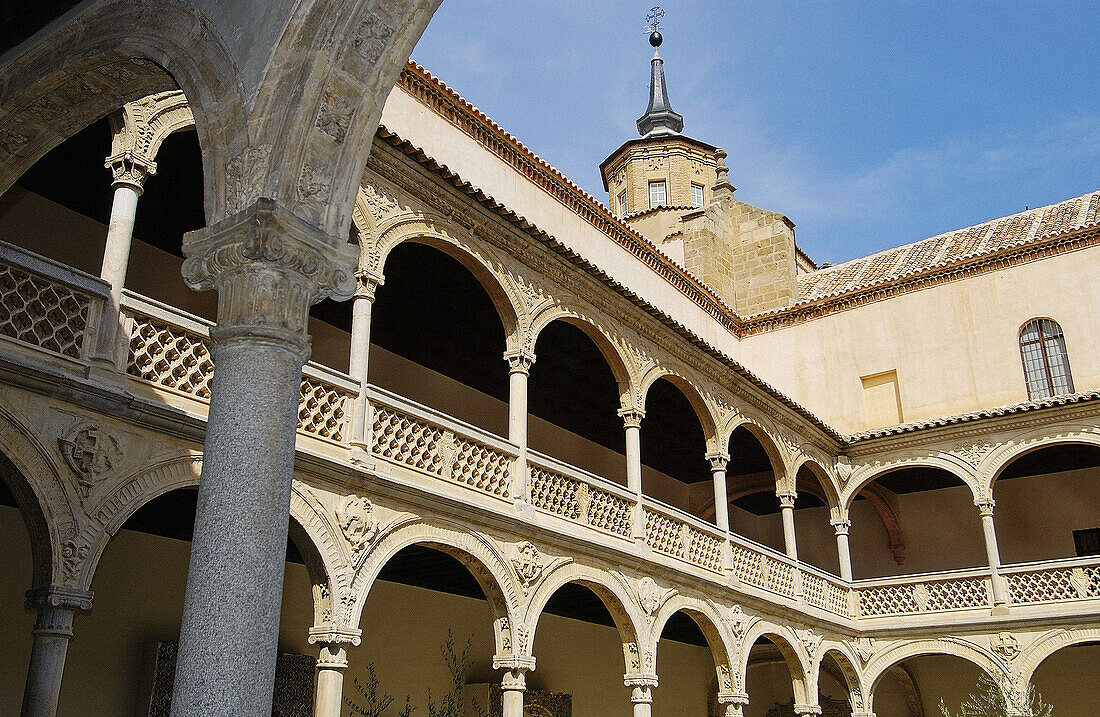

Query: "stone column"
left=832, top=518, right=853, bottom=581
left=170, top=200, right=356, bottom=717
left=493, top=655, right=534, bottom=717
left=779, top=491, right=798, bottom=560
left=347, top=271, right=381, bottom=464
left=718, top=693, right=749, bottom=717
left=976, top=499, right=1008, bottom=607
left=619, top=408, right=646, bottom=540
left=505, top=350, right=535, bottom=502
left=308, top=625, right=361, bottom=717
left=625, top=676, right=657, bottom=717
left=93, top=152, right=156, bottom=368
left=707, top=451, right=730, bottom=532
left=20, top=586, right=93, bottom=717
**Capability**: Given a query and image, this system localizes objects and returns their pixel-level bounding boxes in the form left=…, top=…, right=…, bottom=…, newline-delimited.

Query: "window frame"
left=690, top=182, right=704, bottom=208
left=648, top=180, right=667, bottom=209
left=618, top=189, right=628, bottom=217
left=1019, top=318, right=1074, bottom=400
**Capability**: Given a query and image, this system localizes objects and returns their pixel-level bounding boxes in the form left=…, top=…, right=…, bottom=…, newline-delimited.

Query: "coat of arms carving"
left=57, top=422, right=122, bottom=497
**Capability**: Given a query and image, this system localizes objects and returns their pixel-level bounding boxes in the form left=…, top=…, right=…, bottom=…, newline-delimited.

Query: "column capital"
left=181, top=198, right=357, bottom=357
left=315, top=643, right=348, bottom=670
left=830, top=517, right=852, bottom=535
left=354, top=269, right=384, bottom=301
left=974, top=497, right=996, bottom=516
left=777, top=491, right=797, bottom=509
left=794, top=704, right=822, bottom=716
left=493, top=654, right=536, bottom=672
left=308, top=624, right=362, bottom=647
left=105, top=150, right=157, bottom=193
left=706, top=450, right=730, bottom=471
left=624, top=674, right=658, bottom=698
left=618, top=407, right=646, bottom=429
left=25, top=585, right=94, bottom=613
left=504, top=349, right=536, bottom=375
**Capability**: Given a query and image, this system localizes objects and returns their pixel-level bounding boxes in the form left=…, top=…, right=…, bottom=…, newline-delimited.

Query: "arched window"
left=1019, top=319, right=1074, bottom=399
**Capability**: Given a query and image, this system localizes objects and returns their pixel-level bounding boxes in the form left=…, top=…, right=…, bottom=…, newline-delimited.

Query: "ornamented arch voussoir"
left=722, top=411, right=790, bottom=480
left=527, top=302, right=634, bottom=388
left=841, top=453, right=980, bottom=512
left=980, top=423, right=1100, bottom=495
left=815, top=641, right=866, bottom=707
left=738, top=618, right=811, bottom=705
left=864, top=637, right=1007, bottom=692
left=650, top=594, right=739, bottom=692
left=1015, top=627, right=1100, bottom=683
left=346, top=518, right=521, bottom=630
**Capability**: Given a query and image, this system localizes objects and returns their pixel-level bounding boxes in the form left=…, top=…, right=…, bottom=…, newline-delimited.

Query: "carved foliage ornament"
left=336, top=494, right=378, bottom=557
left=57, top=421, right=122, bottom=498
left=990, top=632, right=1020, bottom=662
left=510, top=541, right=544, bottom=594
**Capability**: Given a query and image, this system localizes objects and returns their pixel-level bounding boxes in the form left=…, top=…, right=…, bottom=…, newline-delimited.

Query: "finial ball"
left=649, top=31, right=663, bottom=48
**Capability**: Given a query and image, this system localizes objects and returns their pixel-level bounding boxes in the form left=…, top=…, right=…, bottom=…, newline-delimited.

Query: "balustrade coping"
left=0, top=239, right=110, bottom=297
left=642, top=495, right=726, bottom=539
left=526, top=447, right=636, bottom=502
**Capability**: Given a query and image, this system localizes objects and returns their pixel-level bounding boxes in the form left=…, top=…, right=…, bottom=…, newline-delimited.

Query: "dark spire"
left=636, top=29, right=684, bottom=137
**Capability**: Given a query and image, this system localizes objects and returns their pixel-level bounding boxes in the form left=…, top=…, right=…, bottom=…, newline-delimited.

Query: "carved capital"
left=975, top=497, right=996, bottom=517
left=624, top=674, right=657, bottom=703
left=493, top=654, right=536, bottom=673
left=618, top=406, right=645, bottom=429
left=181, top=199, right=357, bottom=355
left=307, top=624, right=363, bottom=647
left=105, top=150, right=157, bottom=193
left=25, top=585, right=94, bottom=613
left=355, top=269, right=384, bottom=301
left=777, top=492, right=797, bottom=509
left=830, top=517, right=851, bottom=535
left=504, top=349, right=536, bottom=375
left=315, top=643, right=349, bottom=670
left=794, top=705, right=822, bottom=716
left=706, top=450, right=730, bottom=472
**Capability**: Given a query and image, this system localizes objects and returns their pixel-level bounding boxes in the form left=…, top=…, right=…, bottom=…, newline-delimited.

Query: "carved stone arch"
left=528, top=304, right=635, bottom=400
left=109, top=89, right=196, bottom=168
left=649, top=595, right=739, bottom=695
left=0, top=0, right=247, bottom=222
left=841, top=455, right=980, bottom=514
left=638, top=366, right=721, bottom=448
left=1015, top=627, right=1100, bottom=685
left=981, top=424, right=1100, bottom=497
left=0, top=405, right=75, bottom=590
left=347, top=519, right=520, bottom=656
left=722, top=414, right=789, bottom=490
left=522, top=561, right=646, bottom=675
left=864, top=637, right=1006, bottom=699
left=288, top=482, right=357, bottom=628
left=371, top=213, right=524, bottom=343
left=815, top=643, right=866, bottom=710
left=738, top=619, right=812, bottom=706
left=791, top=456, right=842, bottom=519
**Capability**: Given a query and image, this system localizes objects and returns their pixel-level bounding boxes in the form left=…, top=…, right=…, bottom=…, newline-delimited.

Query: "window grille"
left=1019, top=318, right=1074, bottom=399
left=648, top=180, right=667, bottom=209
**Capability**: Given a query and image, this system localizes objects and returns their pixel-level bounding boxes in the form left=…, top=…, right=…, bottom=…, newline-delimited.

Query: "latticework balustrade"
left=126, top=313, right=213, bottom=398
left=0, top=263, right=90, bottom=359
left=686, top=528, right=723, bottom=572
left=1007, top=564, right=1100, bottom=604
left=371, top=406, right=445, bottom=473
left=297, top=378, right=349, bottom=442
left=645, top=509, right=686, bottom=558
left=529, top=467, right=632, bottom=537
left=858, top=576, right=989, bottom=616
left=450, top=438, right=510, bottom=497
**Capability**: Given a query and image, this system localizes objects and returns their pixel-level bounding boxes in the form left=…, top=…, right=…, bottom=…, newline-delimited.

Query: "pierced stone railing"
left=367, top=385, right=516, bottom=501
left=0, top=241, right=109, bottom=362
left=642, top=499, right=726, bottom=574
left=854, top=567, right=992, bottom=617
left=528, top=450, right=634, bottom=539
left=1003, top=556, right=1100, bottom=605
left=120, top=293, right=355, bottom=443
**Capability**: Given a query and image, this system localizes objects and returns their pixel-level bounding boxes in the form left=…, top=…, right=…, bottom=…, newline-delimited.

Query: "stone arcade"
left=0, top=4, right=1098, bottom=717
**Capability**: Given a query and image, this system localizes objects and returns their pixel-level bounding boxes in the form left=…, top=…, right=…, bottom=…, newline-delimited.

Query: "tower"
left=600, top=17, right=804, bottom=316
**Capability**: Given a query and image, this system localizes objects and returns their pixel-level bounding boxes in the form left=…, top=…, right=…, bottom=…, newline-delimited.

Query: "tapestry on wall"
left=148, top=641, right=315, bottom=717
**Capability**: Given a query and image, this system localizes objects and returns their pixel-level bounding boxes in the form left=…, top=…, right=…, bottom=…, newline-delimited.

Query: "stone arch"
left=72, top=453, right=346, bottom=628
left=791, top=457, right=842, bottom=518
left=638, top=367, right=720, bottom=447
left=722, top=415, right=789, bottom=488
left=650, top=595, right=739, bottom=695
left=1016, top=627, right=1100, bottom=685
left=0, top=405, right=74, bottom=590
left=371, top=214, right=524, bottom=344
left=841, top=456, right=979, bottom=514
left=981, top=425, right=1100, bottom=497
left=738, top=619, right=811, bottom=706
left=0, top=0, right=247, bottom=222
left=528, top=307, right=634, bottom=397
left=348, top=519, right=521, bottom=656
left=522, top=562, right=646, bottom=675
left=108, top=89, right=196, bottom=169
left=864, top=637, right=1006, bottom=700
left=814, top=643, right=866, bottom=710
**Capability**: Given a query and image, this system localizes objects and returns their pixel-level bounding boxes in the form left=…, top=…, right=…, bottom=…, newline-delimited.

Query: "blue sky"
left=411, top=1, right=1099, bottom=265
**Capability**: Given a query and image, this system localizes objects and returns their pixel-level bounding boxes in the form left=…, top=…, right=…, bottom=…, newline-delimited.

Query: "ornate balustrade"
left=1, top=243, right=1098, bottom=630
left=527, top=449, right=634, bottom=539
left=120, top=292, right=356, bottom=443
left=0, top=241, right=109, bottom=364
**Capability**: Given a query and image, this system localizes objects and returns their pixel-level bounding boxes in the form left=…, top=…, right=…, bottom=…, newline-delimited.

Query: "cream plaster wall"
left=740, top=245, right=1100, bottom=433
left=0, top=505, right=716, bottom=716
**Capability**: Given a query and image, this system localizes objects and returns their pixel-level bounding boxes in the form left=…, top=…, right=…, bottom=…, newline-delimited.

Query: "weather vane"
left=645, top=6, right=664, bottom=35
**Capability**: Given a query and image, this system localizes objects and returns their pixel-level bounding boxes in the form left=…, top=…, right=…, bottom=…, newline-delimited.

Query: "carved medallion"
left=335, top=494, right=378, bottom=556
left=511, top=541, right=544, bottom=594
left=991, top=632, right=1020, bottom=662
left=57, top=422, right=122, bottom=497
